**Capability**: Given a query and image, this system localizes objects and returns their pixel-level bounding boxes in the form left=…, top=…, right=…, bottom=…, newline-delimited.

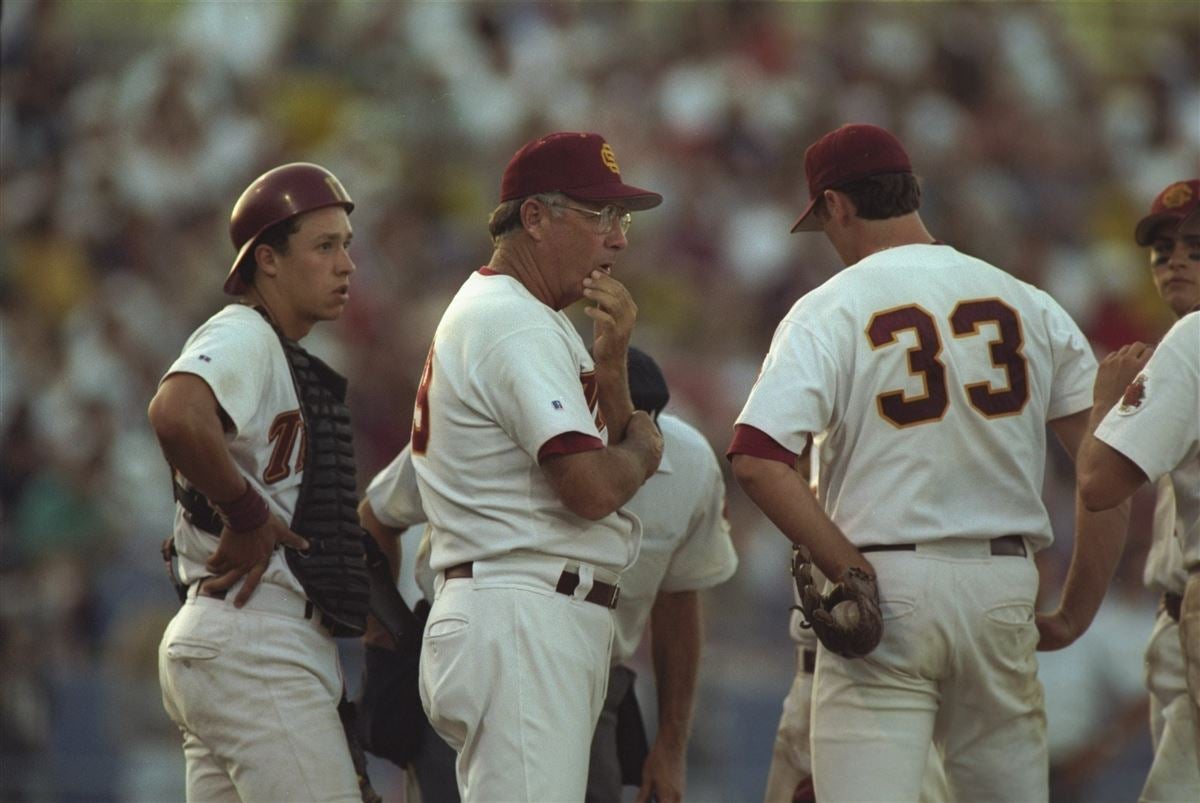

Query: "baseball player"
left=412, top=132, right=664, bottom=801
left=360, top=347, right=738, bottom=803
left=1069, top=179, right=1200, bottom=785
left=728, top=123, right=1127, bottom=802
left=149, top=163, right=374, bottom=801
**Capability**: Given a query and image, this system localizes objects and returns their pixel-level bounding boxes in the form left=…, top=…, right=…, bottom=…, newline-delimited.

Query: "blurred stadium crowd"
left=1, top=1, right=1197, bottom=800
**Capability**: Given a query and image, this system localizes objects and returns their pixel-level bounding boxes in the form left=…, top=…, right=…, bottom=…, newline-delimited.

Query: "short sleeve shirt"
left=162, top=304, right=307, bottom=594
left=1096, top=312, right=1200, bottom=567
left=733, top=244, right=1096, bottom=549
left=413, top=271, right=640, bottom=574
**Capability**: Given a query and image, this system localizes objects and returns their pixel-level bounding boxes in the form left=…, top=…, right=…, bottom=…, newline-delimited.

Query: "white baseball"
left=831, top=600, right=860, bottom=628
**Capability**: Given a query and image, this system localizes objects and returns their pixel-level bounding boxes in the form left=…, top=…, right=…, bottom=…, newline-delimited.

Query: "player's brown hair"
left=836, top=172, right=921, bottom=221
left=237, top=216, right=302, bottom=287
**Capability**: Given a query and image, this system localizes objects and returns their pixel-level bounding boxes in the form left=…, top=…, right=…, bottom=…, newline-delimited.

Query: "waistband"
left=859, top=534, right=1028, bottom=559
left=437, top=551, right=620, bottom=609
left=1162, top=592, right=1182, bottom=623
left=187, top=577, right=317, bottom=624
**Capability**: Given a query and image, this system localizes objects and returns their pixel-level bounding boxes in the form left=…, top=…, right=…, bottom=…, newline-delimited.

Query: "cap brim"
left=1181, top=207, right=1200, bottom=236
left=1134, top=212, right=1185, bottom=246
left=790, top=197, right=823, bottom=233
left=565, top=182, right=663, bottom=211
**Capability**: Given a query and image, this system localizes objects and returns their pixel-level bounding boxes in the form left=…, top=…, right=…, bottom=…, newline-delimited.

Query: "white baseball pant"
left=158, top=582, right=360, bottom=803
left=811, top=539, right=1046, bottom=803
left=1141, top=605, right=1200, bottom=802
left=420, top=554, right=615, bottom=802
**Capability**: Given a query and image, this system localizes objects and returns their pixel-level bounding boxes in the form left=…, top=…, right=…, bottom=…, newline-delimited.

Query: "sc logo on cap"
left=600, top=143, right=620, bottom=175
left=1162, top=182, right=1193, bottom=209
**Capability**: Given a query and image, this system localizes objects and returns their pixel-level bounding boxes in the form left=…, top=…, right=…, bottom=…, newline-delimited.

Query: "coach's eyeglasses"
left=561, top=203, right=633, bottom=236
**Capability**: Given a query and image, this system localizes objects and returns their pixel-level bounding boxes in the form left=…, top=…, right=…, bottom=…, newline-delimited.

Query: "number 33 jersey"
left=735, top=243, right=1096, bottom=550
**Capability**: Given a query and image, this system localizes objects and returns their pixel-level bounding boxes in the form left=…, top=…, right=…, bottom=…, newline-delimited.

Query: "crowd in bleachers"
left=1, top=2, right=1196, bottom=799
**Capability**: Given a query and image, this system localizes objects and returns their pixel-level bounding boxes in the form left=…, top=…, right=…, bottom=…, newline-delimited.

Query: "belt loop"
left=575, top=564, right=595, bottom=601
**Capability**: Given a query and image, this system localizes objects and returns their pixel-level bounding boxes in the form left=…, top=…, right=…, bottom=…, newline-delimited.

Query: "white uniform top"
left=162, top=304, right=307, bottom=596
left=735, top=243, right=1096, bottom=550
left=1143, top=476, right=1188, bottom=596
left=413, top=271, right=640, bottom=575
left=1096, top=311, right=1200, bottom=569
left=367, top=413, right=739, bottom=664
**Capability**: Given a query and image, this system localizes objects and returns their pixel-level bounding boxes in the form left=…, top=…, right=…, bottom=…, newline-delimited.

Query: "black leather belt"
left=859, top=534, right=1027, bottom=557
left=444, top=562, right=620, bottom=609
left=1162, top=592, right=1182, bottom=622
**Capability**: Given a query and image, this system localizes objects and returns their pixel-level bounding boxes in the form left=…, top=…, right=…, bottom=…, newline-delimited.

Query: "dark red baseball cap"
left=1134, top=179, right=1200, bottom=246
left=500, top=132, right=662, bottom=211
left=791, top=124, right=913, bottom=233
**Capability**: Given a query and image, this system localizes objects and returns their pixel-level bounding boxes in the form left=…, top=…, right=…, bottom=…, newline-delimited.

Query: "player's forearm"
left=594, top=361, right=636, bottom=442
left=543, top=415, right=661, bottom=519
left=567, top=442, right=654, bottom=518
left=649, top=590, right=702, bottom=750
left=1077, top=423, right=1148, bottom=512
left=731, top=454, right=870, bottom=580
left=1052, top=494, right=1131, bottom=638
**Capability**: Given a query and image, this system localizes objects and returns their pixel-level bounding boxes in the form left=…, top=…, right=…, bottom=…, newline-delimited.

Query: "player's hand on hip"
left=582, top=270, right=637, bottom=366
left=1034, top=609, right=1078, bottom=651
left=204, top=517, right=309, bottom=606
left=1092, top=342, right=1153, bottom=410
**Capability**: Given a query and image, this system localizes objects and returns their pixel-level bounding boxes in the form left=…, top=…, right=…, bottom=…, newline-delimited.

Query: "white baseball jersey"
left=364, top=443, right=435, bottom=601
left=412, top=270, right=640, bottom=575
left=1096, top=311, right=1200, bottom=569
left=163, top=303, right=307, bottom=595
left=733, top=243, right=1096, bottom=549
left=367, top=412, right=739, bottom=664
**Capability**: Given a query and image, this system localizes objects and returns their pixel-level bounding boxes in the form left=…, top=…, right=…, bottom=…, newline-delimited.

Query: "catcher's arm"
left=731, top=454, right=873, bottom=581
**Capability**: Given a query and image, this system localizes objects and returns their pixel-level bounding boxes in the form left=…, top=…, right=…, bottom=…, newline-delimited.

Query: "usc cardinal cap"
left=1135, top=179, right=1200, bottom=246
left=791, top=124, right=913, bottom=233
left=500, top=132, right=662, bottom=211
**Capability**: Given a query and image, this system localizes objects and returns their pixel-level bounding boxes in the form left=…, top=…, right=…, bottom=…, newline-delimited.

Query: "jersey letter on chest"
left=866, top=297, right=1030, bottom=428
left=265, top=409, right=306, bottom=483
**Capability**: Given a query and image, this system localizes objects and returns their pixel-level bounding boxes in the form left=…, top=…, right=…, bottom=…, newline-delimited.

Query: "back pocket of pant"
left=425, top=615, right=469, bottom=640
left=984, top=602, right=1034, bottom=626
left=165, top=639, right=222, bottom=661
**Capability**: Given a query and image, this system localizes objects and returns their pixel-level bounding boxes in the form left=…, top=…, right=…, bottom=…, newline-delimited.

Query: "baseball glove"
left=355, top=599, right=431, bottom=768
left=792, top=546, right=883, bottom=659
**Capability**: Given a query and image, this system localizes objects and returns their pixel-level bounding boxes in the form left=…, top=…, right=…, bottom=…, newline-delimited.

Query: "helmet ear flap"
left=225, top=163, right=354, bottom=295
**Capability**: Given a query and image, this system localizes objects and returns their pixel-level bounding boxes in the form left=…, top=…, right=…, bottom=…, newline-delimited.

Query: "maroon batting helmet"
left=225, top=162, right=354, bottom=295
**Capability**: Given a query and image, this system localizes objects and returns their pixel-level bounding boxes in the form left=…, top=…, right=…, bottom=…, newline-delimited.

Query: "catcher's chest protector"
left=276, top=327, right=371, bottom=637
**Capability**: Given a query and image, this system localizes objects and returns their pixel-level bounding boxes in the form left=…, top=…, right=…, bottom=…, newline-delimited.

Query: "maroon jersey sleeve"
left=726, top=424, right=798, bottom=466
left=538, top=431, right=605, bottom=463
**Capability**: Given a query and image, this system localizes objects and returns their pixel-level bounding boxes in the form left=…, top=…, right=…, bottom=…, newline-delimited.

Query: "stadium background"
left=1, top=1, right=1197, bottom=800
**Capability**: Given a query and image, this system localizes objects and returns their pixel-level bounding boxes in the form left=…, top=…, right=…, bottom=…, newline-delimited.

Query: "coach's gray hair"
left=488, top=192, right=569, bottom=243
